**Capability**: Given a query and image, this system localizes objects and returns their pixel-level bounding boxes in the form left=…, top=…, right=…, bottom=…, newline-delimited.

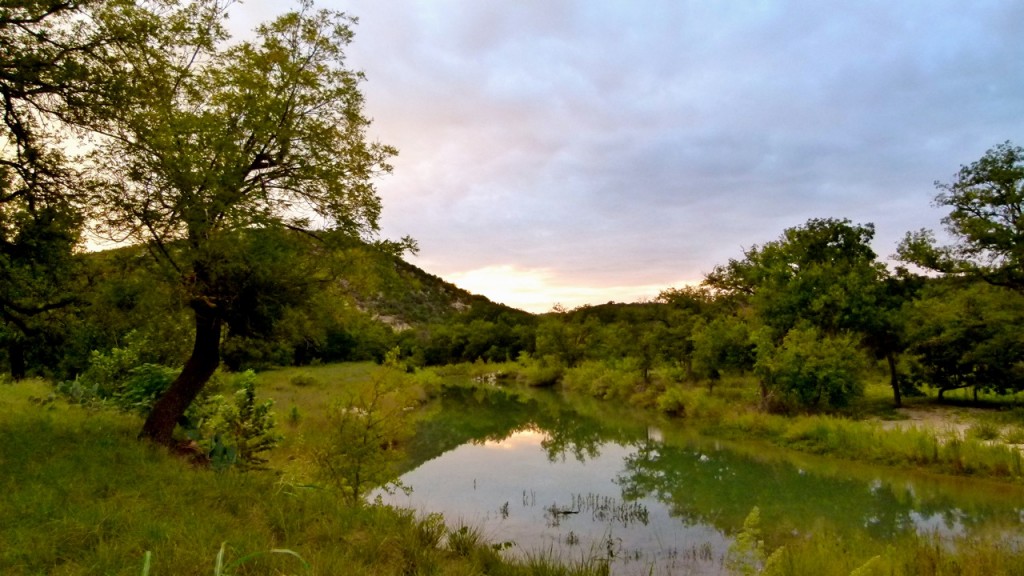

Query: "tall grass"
left=760, top=527, right=1024, bottom=576
left=710, top=408, right=1024, bottom=479
left=639, top=373, right=1024, bottom=481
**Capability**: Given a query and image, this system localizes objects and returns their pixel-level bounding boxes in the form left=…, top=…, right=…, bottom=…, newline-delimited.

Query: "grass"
left=0, top=375, right=602, bottom=576
left=8, top=360, right=1024, bottom=575
left=758, top=527, right=1024, bottom=576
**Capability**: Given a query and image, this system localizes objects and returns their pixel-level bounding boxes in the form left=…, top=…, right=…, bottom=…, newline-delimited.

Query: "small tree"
left=313, top=364, right=415, bottom=506
left=199, top=371, right=281, bottom=470
left=691, top=315, right=753, bottom=390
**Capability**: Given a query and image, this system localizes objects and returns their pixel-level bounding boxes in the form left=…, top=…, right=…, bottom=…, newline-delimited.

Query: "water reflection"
left=377, top=385, right=1024, bottom=575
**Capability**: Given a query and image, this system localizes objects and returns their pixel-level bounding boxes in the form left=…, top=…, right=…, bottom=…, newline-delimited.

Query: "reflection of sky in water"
left=377, top=430, right=729, bottom=576
left=375, top=426, right=1024, bottom=576
left=910, top=510, right=966, bottom=537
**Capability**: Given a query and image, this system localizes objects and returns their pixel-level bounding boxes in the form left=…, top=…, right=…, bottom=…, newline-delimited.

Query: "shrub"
left=289, top=372, right=320, bottom=387
left=967, top=421, right=1002, bottom=441
left=756, top=326, right=868, bottom=410
left=314, top=367, right=416, bottom=505
left=562, top=359, right=642, bottom=400
left=113, top=364, right=178, bottom=415
left=193, top=371, right=282, bottom=470
left=515, top=354, right=565, bottom=387
left=656, top=386, right=689, bottom=417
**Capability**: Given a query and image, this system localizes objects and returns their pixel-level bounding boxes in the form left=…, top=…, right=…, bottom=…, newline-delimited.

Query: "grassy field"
left=5, top=362, right=1024, bottom=575
left=0, top=374, right=603, bottom=576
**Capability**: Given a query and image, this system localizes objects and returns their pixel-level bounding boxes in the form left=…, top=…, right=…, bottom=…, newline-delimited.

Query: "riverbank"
left=0, top=377, right=603, bottom=576
left=444, top=360, right=1024, bottom=482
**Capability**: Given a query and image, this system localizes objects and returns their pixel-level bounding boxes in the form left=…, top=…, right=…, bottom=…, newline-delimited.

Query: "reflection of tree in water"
left=402, top=386, right=536, bottom=469
left=406, top=383, right=1024, bottom=548
left=537, top=407, right=605, bottom=462
left=406, top=384, right=645, bottom=467
left=615, top=439, right=1017, bottom=544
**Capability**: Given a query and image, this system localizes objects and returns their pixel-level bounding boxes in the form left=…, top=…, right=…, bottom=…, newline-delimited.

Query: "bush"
left=115, top=364, right=178, bottom=415
left=561, top=359, right=642, bottom=400
left=514, top=354, right=564, bottom=387
left=314, top=366, right=417, bottom=505
left=57, top=342, right=178, bottom=415
left=192, top=371, right=282, bottom=470
left=656, top=386, right=689, bottom=417
left=289, top=372, right=321, bottom=387
left=967, top=421, right=1002, bottom=441
left=756, top=326, right=867, bottom=411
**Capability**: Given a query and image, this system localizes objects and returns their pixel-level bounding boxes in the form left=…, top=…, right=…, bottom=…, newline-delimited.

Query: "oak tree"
left=92, top=1, right=397, bottom=446
left=900, top=142, right=1024, bottom=292
left=706, top=218, right=899, bottom=407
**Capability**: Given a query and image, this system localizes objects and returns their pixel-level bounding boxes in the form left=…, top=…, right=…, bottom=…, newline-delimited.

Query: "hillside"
left=24, top=231, right=536, bottom=378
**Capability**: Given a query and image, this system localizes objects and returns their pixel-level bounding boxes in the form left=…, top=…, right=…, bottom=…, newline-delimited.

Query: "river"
left=374, top=384, right=1024, bottom=575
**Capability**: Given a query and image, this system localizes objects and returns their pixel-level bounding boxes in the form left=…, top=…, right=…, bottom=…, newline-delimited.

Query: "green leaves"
left=704, top=218, right=892, bottom=408
left=755, top=325, right=867, bottom=410
left=900, top=141, right=1024, bottom=292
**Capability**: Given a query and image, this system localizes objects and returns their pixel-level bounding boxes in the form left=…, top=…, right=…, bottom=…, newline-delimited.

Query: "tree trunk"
left=887, top=352, right=901, bottom=408
left=139, top=304, right=222, bottom=446
left=8, top=341, right=26, bottom=380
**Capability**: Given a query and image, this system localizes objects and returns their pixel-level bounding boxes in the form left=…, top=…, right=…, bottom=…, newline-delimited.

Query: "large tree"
left=705, top=218, right=904, bottom=407
left=0, top=0, right=151, bottom=377
left=900, top=141, right=1024, bottom=292
left=91, top=0, right=398, bottom=446
left=904, top=280, right=1024, bottom=400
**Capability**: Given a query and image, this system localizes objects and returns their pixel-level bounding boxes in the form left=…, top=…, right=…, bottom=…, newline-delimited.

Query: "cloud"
left=445, top=264, right=695, bottom=313
left=230, top=1, right=1024, bottom=308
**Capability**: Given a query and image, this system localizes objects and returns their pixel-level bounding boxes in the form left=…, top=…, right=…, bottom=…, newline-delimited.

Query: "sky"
left=232, top=1, right=1024, bottom=313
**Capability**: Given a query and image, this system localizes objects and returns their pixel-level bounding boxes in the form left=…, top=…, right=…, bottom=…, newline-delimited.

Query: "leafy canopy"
left=900, top=141, right=1024, bottom=291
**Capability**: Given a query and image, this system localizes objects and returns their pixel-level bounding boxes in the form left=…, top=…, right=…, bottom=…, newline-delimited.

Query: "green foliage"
left=535, top=314, right=601, bottom=368
left=966, top=421, right=1001, bottom=441
left=446, top=523, right=485, bottom=557
left=755, top=326, right=868, bottom=410
left=755, top=526, right=1024, bottom=576
left=561, top=359, right=646, bottom=402
left=691, top=315, right=754, bottom=383
left=140, top=542, right=310, bottom=576
left=2, top=382, right=606, bottom=576
left=903, top=280, right=1024, bottom=397
left=707, top=218, right=887, bottom=337
left=58, top=337, right=178, bottom=414
left=655, top=384, right=729, bottom=420
left=726, top=507, right=766, bottom=576
left=84, top=0, right=404, bottom=444
left=900, top=141, right=1024, bottom=292
left=656, top=385, right=689, bottom=417
left=705, top=217, right=906, bottom=406
left=193, top=371, right=282, bottom=471
left=0, top=1, right=147, bottom=379
left=59, top=343, right=281, bottom=470
left=513, top=353, right=565, bottom=387
left=1003, top=425, right=1024, bottom=445
left=313, top=366, right=418, bottom=505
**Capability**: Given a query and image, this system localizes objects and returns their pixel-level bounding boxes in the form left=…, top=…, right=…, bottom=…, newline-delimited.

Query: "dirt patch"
left=877, top=405, right=977, bottom=437
left=874, top=404, right=1024, bottom=451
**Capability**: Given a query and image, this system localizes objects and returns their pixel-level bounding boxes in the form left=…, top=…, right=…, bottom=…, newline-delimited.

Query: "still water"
left=375, top=385, right=1024, bottom=575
